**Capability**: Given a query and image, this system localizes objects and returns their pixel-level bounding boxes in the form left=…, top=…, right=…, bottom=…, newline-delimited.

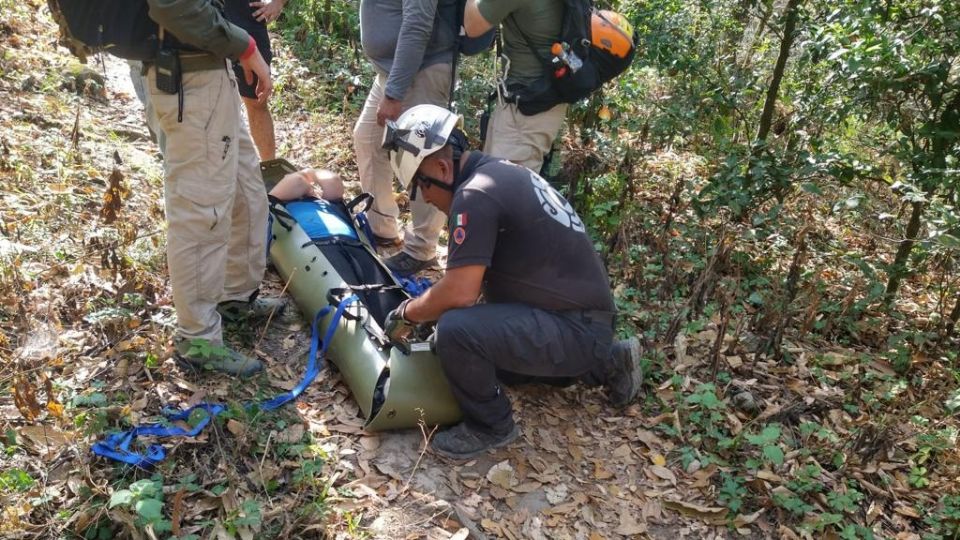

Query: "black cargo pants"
left=434, top=303, right=616, bottom=435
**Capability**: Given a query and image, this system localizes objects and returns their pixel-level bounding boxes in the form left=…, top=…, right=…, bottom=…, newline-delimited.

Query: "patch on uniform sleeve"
left=452, top=226, right=467, bottom=245
left=454, top=213, right=468, bottom=227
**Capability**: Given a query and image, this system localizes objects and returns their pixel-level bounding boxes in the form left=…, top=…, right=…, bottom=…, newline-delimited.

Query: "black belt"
left=143, top=52, right=225, bottom=73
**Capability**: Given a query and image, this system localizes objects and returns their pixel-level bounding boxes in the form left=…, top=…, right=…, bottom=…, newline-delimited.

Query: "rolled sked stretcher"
left=260, top=159, right=462, bottom=431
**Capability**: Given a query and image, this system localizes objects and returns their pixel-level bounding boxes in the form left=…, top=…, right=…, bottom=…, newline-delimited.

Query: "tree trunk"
left=884, top=200, right=924, bottom=303
left=755, top=0, right=801, bottom=143
left=885, top=93, right=957, bottom=304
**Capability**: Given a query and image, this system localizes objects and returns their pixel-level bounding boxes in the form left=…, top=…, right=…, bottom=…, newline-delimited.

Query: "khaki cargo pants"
left=147, top=63, right=268, bottom=343
left=353, top=62, right=451, bottom=261
left=483, top=101, right=568, bottom=173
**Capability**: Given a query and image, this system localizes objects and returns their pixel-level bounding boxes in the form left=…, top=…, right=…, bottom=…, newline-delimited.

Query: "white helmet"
left=382, top=104, right=460, bottom=189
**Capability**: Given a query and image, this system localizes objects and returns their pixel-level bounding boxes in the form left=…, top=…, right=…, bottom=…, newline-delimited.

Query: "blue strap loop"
left=91, top=296, right=359, bottom=469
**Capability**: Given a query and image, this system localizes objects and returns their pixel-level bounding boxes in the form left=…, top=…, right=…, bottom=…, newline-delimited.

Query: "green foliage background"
left=275, top=1, right=960, bottom=535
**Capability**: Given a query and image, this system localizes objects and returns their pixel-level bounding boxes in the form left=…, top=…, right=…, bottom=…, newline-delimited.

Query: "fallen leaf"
left=594, top=461, right=614, bottom=480
left=649, top=465, right=677, bottom=485
left=663, top=500, right=726, bottom=524
left=613, top=443, right=632, bottom=459
left=894, top=505, right=920, bottom=518
left=273, top=424, right=305, bottom=444
left=569, top=445, right=584, bottom=461
left=171, top=489, right=185, bottom=537
left=226, top=419, right=245, bottom=437
left=47, top=400, right=64, bottom=418
left=545, top=483, right=568, bottom=504
left=481, top=518, right=504, bottom=535
left=733, top=509, right=764, bottom=528
left=13, top=375, right=42, bottom=421
left=19, top=425, right=72, bottom=452
left=598, top=105, right=612, bottom=121
left=486, top=460, right=515, bottom=490
left=756, top=470, right=783, bottom=483
left=651, top=453, right=666, bottom=466
left=642, top=499, right=662, bottom=521
left=635, top=429, right=663, bottom=449
left=614, top=509, right=647, bottom=536
left=513, top=481, right=542, bottom=493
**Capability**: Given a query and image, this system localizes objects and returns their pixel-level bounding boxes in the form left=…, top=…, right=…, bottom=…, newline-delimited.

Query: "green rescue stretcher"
left=260, top=159, right=462, bottom=431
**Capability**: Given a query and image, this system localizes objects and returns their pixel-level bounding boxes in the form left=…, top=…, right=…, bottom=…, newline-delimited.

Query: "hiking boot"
left=606, top=336, right=644, bottom=407
left=174, top=339, right=263, bottom=376
left=430, top=422, right=520, bottom=460
left=384, top=252, right=438, bottom=275
left=371, top=233, right=403, bottom=250
left=217, top=296, right=286, bottom=324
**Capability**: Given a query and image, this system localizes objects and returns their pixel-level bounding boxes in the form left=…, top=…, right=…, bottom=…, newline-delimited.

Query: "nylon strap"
left=91, top=296, right=359, bottom=469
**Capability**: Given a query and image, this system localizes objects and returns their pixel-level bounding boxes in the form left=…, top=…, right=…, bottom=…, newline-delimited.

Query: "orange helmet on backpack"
left=591, top=10, right=635, bottom=59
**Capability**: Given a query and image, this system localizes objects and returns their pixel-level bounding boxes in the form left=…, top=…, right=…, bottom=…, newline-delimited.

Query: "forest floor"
left=2, top=2, right=958, bottom=540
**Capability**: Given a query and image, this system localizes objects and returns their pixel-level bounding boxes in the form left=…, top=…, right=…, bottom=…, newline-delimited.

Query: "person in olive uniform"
left=464, top=0, right=567, bottom=173
left=146, top=0, right=283, bottom=375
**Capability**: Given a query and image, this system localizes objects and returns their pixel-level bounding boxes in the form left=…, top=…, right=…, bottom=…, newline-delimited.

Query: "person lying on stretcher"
left=265, top=166, right=411, bottom=331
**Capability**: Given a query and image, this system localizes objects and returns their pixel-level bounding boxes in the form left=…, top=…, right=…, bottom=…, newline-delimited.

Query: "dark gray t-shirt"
left=446, top=153, right=616, bottom=313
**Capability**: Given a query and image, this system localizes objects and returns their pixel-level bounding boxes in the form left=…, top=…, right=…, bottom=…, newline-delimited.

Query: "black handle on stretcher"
left=266, top=195, right=295, bottom=231
left=326, top=288, right=363, bottom=321
left=345, top=193, right=374, bottom=216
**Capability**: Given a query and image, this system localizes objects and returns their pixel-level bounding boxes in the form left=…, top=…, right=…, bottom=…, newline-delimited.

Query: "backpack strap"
left=448, top=0, right=464, bottom=109
left=502, top=14, right=554, bottom=73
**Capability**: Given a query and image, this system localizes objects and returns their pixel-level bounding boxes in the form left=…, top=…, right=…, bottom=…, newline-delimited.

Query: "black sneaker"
left=384, top=252, right=438, bottom=275
left=431, top=422, right=520, bottom=460
left=607, top=337, right=644, bottom=407
left=217, top=297, right=286, bottom=324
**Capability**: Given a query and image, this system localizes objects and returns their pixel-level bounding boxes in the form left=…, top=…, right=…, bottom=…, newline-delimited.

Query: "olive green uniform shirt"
left=147, top=0, right=251, bottom=60
left=475, top=0, right=563, bottom=86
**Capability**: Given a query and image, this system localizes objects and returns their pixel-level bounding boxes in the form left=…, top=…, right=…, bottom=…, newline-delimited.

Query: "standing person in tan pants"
left=146, top=0, right=284, bottom=376
left=353, top=0, right=457, bottom=275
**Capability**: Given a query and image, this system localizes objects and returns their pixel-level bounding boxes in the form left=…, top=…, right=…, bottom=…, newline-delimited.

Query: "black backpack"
left=507, top=0, right=637, bottom=115
left=48, top=0, right=161, bottom=62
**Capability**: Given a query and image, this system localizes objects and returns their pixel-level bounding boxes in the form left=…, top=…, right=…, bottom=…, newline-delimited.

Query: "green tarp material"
left=260, top=159, right=462, bottom=430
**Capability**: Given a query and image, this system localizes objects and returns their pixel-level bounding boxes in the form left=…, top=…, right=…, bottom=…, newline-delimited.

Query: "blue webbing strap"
left=90, top=403, right=224, bottom=468
left=354, top=211, right=378, bottom=249
left=260, top=295, right=358, bottom=411
left=393, top=272, right=433, bottom=297
left=91, top=295, right=359, bottom=469
left=353, top=209, right=433, bottom=297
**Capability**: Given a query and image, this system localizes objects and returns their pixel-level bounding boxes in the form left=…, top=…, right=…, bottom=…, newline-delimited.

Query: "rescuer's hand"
left=384, top=299, right=415, bottom=354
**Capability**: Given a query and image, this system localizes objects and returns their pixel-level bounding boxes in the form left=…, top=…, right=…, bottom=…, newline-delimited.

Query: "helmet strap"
left=409, top=127, right=470, bottom=200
